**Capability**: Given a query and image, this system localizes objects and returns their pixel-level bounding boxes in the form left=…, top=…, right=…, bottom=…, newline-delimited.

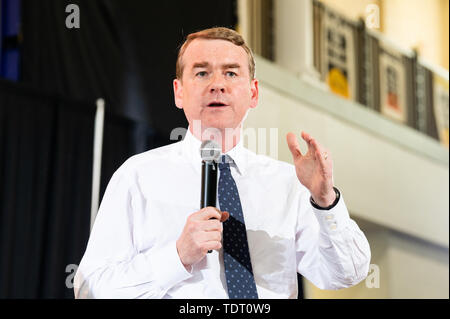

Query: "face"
left=173, top=39, right=258, bottom=133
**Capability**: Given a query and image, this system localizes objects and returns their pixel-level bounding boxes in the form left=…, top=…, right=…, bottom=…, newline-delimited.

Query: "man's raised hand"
left=286, top=131, right=336, bottom=207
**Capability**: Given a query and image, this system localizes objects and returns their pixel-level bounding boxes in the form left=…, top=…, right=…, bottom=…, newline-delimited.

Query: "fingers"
left=286, top=132, right=302, bottom=158
left=301, top=131, right=311, bottom=143
left=301, top=131, right=319, bottom=153
left=201, top=240, right=222, bottom=253
left=196, top=230, right=222, bottom=243
left=288, top=131, right=323, bottom=158
left=301, top=131, right=316, bottom=154
left=301, top=132, right=314, bottom=150
left=178, top=207, right=227, bottom=266
left=303, top=132, right=331, bottom=168
left=191, top=207, right=222, bottom=221
left=189, top=208, right=229, bottom=231
left=308, top=137, right=321, bottom=156
left=203, top=219, right=223, bottom=232
left=195, top=207, right=229, bottom=222
left=311, top=139, right=328, bottom=168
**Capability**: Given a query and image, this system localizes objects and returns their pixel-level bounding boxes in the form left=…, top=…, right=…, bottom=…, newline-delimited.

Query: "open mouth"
left=207, top=102, right=228, bottom=107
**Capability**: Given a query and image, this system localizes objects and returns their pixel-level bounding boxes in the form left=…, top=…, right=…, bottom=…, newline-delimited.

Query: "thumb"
left=286, top=132, right=302, bottom=159
left=220, top=211, right=230, bottom=222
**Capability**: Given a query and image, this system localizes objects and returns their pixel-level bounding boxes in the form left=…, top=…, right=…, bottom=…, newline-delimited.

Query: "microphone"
left=200, top=140, right=221, bottom=253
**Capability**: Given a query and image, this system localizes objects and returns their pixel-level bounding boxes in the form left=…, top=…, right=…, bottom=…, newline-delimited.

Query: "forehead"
left=182, top=39, right=248, bottom=68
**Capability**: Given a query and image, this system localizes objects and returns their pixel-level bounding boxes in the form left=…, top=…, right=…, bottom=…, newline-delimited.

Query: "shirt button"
left=325, top=214, right=334, bottom=220
left=330, top=223, right=337, bottom=230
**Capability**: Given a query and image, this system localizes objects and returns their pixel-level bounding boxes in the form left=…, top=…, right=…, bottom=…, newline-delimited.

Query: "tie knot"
left=219, top=155, right=232, bottom=171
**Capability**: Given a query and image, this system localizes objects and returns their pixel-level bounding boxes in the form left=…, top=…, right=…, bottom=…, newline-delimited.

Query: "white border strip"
left=90, top=98, right=105, bottom=231
left=417, top=57, right=449, bottom=80
left=366, top=28, right=416, bottom=58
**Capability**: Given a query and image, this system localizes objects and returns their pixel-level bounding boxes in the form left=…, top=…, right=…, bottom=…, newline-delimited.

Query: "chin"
left=201, top=117, right=234, bottom=130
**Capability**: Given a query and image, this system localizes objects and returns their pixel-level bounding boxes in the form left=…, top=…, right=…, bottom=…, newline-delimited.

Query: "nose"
left=210, top=86, right=225, bottom=93
left=209, top=75, right=225, bottom=94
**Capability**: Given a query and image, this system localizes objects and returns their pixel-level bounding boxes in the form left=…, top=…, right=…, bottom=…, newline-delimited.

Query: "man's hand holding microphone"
left=176, top=139, right=228, bottom=270
left=176, top=207, right=229, bottom=270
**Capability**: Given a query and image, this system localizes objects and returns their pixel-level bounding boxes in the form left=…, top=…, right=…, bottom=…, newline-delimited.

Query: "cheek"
left=183, top=87, right=203, bottom=107
left=233, top=86, right=252, bottom=107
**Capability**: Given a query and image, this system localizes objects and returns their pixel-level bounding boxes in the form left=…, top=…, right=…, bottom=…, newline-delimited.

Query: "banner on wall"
left=433, top=74, right=449, bottom=147
left=321, top=9, right=357, bottom=100
left=378, top=44, right=408, bottom=123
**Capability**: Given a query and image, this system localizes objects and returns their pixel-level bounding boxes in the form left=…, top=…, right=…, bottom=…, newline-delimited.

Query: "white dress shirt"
left=75, top=128, right=371, bottom=299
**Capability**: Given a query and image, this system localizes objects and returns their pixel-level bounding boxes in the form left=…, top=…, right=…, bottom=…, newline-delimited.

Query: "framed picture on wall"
left=321, top=8, right=357, bottom=101
left=378, top=44, right=407, bottom=123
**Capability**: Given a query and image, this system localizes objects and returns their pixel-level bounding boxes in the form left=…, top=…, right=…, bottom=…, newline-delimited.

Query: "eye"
left=226, top=71, right=237, bottom=77
left=196, top=71, right=208, bottom=77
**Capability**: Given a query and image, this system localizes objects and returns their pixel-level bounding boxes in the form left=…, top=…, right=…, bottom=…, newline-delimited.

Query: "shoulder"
left=112, top=140, right=183, bottom=180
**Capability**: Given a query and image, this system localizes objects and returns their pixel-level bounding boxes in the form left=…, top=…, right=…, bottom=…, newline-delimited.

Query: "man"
left=74, top=27, right=370, bottom=299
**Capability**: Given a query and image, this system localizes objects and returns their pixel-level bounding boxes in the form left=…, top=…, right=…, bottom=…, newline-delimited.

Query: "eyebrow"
left=193, top=62, right=209, bottom=69
left=222, top=63, right=240, bottom=69
left=192, top=62, right=241, bottom=69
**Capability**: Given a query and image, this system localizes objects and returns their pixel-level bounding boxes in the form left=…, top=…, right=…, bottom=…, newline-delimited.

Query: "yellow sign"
left=327, top=68, right=349, bottom=99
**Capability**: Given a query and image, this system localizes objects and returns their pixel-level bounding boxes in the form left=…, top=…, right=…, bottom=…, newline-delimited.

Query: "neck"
left=189, top=124, right=242, bottom=153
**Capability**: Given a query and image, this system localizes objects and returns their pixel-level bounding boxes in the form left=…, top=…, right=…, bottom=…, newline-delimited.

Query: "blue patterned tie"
left=218, top=155, right=258, bottom=299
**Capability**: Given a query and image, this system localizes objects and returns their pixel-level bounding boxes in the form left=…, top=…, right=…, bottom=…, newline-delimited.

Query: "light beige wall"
left=381, top=0, right=446, bottom=68
left=442, top=0, right=449, bottom=69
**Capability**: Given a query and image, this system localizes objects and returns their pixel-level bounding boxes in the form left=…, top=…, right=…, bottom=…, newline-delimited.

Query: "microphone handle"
left=201, top=160, right=218, bottom=208
left=201, top=160, right=218, bottom=253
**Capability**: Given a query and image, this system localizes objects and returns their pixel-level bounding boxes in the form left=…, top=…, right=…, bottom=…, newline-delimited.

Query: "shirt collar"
left=182, top=127, right=249, bottom=175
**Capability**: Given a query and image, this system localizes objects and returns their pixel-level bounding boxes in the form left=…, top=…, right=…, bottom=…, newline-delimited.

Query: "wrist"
left=310, top=187, right=340, bottom=210
left=176, top=240, right=190, bottom=270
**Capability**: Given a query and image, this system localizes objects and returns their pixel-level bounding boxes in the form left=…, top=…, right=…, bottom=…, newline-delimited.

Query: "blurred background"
left=0, top=0, right=448, bottom=299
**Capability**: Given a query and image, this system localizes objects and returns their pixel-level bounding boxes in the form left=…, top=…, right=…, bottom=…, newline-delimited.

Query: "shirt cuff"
left=311, top=191, right=350, bottom=233
left=147, top=240, right=193, bottom=293
left=310, top=187, right=340, bottom=210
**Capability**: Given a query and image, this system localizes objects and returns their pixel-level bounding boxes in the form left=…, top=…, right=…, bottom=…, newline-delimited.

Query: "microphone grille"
left=200, top=140, right=221, bottom=162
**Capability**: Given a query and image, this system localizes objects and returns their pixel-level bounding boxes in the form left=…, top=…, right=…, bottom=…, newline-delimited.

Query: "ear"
left=173, top=79, right=183, bottom=109
left=249, top=79, right=259, bottom=109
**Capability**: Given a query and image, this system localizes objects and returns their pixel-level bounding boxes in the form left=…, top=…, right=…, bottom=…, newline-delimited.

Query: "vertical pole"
left=90, top=98, right=105, bottom=231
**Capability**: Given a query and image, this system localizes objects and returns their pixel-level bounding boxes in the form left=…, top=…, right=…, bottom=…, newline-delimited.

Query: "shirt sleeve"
left=74, top=165, right=193, bottom=299
left=295, top=186, right=371, bottom=290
